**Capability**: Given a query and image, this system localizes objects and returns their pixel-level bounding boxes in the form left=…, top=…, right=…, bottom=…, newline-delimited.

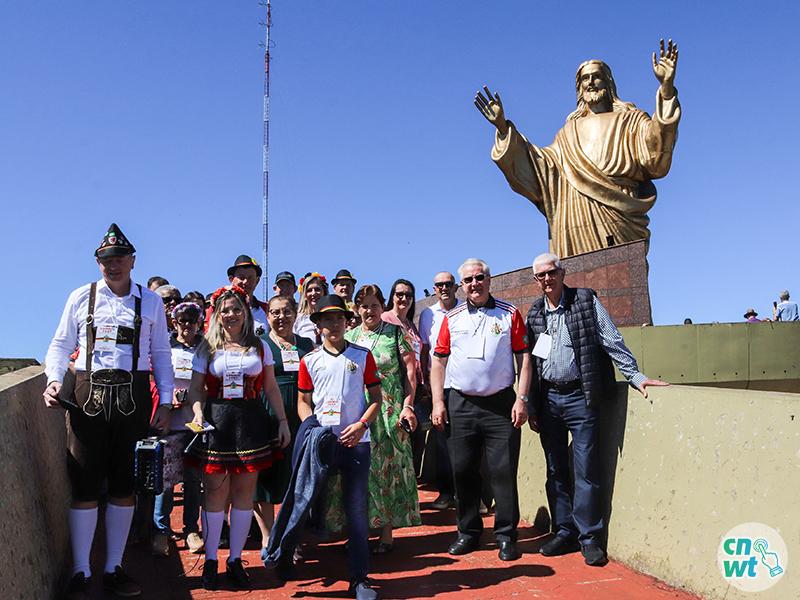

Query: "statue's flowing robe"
left=492, top=92, right=680, bottom=257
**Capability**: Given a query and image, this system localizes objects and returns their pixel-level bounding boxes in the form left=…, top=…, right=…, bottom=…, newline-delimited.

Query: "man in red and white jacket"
left=431, top=258, right=531, bottom=562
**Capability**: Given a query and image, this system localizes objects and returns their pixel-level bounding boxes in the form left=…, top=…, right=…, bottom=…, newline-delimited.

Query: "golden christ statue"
left=476, top=39, right=680, bottom=257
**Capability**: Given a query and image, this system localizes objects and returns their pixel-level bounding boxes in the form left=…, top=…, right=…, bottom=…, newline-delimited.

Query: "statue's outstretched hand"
left=474, top=86, right=509, bottom=135
left=652, top=38, right=678, bottom=98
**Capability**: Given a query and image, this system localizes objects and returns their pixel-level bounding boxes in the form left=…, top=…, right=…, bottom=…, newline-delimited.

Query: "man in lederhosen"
left=43, top=223, right=174, bottom=599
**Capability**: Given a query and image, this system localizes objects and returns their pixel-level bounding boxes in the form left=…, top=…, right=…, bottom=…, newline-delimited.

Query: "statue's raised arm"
left=652, top=38, right=678, bottom=99
left=475, top=86, right=509, bottom=136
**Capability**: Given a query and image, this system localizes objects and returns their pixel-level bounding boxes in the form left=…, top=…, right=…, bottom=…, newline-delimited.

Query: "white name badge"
left=465, top=334, right=485, bottom=359
left=223, top=370, right=244, bottom=399
left=412, top=339, right=421, bottom=360
left=94, top=324, right=118, bottom=353
left=173, top=355, right=193, bottom=380
left=532, top=333, right=552, bottom=359
left=320, top=396, right=342, bottom=426
left=281, top=349, right=300, bottom=372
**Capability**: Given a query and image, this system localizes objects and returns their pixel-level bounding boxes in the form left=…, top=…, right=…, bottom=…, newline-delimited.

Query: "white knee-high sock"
left=103, top=504, right=134, bottom=573
left=203, top=510, right=225, bottom=561
left=228, top=508, right=253, bottom=562
left=69, top=507, right=98, bottom=577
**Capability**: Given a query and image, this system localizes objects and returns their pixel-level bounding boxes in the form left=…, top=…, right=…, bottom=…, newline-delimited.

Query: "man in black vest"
left=525, top=252, right=667, bottom=566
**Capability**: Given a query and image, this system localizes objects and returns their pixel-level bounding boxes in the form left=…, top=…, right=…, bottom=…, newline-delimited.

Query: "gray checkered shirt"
left=541, top=293, right=647, bottom=389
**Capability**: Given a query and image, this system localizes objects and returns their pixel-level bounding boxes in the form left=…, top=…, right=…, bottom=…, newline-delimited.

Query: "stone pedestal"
left=419, top=240, right=652, bottom=327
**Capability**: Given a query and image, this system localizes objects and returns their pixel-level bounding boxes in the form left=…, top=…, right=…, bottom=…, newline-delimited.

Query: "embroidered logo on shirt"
left=345, top=360, right=357, bottom=372
left=491, top=322, right=502, bottom=336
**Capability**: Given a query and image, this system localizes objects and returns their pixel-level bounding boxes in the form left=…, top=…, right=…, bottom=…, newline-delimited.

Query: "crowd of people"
left=44, top=223, right=671, bottom=600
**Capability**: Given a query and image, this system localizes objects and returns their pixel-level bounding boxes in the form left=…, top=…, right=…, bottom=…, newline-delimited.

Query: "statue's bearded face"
left=578, top=65, right=610, bottom=106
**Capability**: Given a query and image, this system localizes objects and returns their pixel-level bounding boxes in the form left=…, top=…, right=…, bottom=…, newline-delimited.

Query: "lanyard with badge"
left=173, top=347, right=194, bottom=382
left=319, top=348, right=351, bottom=427
left=222, top=346, right=245, bottom=399
left=270, top=332, right=300, bottom=372
left=465, top=307, right=486, bottom=359
left=94, top=294, right=123, bottom=353
left=532, top=310, right=557, bottom=360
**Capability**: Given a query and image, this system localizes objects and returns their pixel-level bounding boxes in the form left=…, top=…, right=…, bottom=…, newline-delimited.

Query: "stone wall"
left=416, top=239, right=652, bottom=327
left=517, top=384, right=800, bottom=600
left=0, top=366, right=71, bottom=600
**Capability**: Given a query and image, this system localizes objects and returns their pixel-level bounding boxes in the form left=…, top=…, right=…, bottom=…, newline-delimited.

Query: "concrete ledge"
left=0, top=365, right=71, bottom=599
left=518, top=383, right=800, bottom=600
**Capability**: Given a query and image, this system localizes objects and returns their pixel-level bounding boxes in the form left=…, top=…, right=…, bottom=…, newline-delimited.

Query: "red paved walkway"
left=82, top=488, right=699, bottom=599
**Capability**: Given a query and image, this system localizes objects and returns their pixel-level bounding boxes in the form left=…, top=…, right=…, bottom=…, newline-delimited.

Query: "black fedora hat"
left=332, top=269, right=357, bottom=284
left=227, top=255, right=262, bottom=278
left=274, top=271, right=296, bottom=285
left=310, top=294, right=354, bottom=323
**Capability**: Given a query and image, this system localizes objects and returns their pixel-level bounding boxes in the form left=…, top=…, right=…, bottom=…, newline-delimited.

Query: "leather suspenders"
left=84, top=282, right=143, bottom=373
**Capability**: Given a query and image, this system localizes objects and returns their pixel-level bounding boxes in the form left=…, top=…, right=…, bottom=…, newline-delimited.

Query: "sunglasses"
left=434, top=281, right=455, bottom=289
left=176, top=319, right=199, bottom=326
left=462, top=273, right=487, bottom=285
left=162, top=296, right=181, bottom=304
left=533, top=268, right=562, bottom=281
left=394, top=291, right=413, bottom=299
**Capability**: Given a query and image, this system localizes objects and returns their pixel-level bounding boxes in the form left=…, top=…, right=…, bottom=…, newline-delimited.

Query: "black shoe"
left=582, top=543, right=608, bottom=566
left=64, top=572, right=91, bottom=600
left=431, top=494, right=455, bottom=510
left=225, top=558, right=250, bottom=589
left=201, top=559, right=218, bottom=591
left=539, top=534, right=581, bottom=556
left=349, top=578, right=379, bottom=600
left=102, top=566, right=141, bottom=597
left=275, top=558, right=296, bottom=582
left=498, top=540, right=520, bottom=561
left=448, top=535, right=480, bottom=556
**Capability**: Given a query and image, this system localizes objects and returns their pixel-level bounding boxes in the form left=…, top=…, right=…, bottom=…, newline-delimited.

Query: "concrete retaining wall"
left=518, top=383, right=800, bottom=599
left=0, top=366, right=70, bottom=600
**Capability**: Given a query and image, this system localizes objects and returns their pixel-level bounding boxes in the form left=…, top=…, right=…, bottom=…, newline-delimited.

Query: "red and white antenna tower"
left=261, top=0, right=272, bottom=297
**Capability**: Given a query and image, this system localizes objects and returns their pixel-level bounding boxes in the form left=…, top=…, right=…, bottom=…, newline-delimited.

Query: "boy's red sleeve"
left=297, top=358, right=314, bottom=393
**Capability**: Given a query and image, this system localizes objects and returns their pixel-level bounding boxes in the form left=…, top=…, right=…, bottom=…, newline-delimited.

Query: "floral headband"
left=298, top=272, right=326, bottom=293
left=171, top=301, right=203, bottom=321
left=210, top=285, right=248, bottom=308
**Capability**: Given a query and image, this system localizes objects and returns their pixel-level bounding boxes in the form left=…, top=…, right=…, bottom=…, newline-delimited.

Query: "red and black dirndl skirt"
left=186, top=397, right=282, bottom=474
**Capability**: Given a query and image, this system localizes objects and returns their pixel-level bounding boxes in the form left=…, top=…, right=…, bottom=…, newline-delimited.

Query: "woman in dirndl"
left=187, top=285, right=290, bottom=590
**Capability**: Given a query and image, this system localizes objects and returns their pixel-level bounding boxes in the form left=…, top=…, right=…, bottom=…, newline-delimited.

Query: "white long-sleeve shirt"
left=45, top=279, right=174, bottom=403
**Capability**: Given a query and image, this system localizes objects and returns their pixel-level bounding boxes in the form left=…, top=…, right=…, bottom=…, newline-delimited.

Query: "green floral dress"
left=325, top=323, right=422, bottom=531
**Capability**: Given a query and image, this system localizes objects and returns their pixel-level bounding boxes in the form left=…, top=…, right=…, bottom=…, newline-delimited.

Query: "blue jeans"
left=153, top=465, right=202, bottom=534
left=330, top=442, right=371, bottom=582
left=539, top=386, right=602, bottom=545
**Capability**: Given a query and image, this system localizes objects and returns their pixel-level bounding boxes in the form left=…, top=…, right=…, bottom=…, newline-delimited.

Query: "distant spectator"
left=183, top=290, right=206, bottom=308
left=148, top=276, right=169, bottom=291
left=743, top=308, right=760, bottom=323
left=155, top=285, right=182, bottom=330
left=774, top=291, right=799, bottom=321
left=683, top=318, right=693, bottom=325
left=273, top=271, right=297, bottom=299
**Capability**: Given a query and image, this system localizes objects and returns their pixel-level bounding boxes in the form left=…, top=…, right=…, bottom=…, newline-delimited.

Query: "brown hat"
left=743, top=308, right=758, bottom=318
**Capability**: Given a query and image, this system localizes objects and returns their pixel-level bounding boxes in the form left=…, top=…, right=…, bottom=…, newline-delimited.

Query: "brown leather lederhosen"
left=66, top=282, right=152, bottom=501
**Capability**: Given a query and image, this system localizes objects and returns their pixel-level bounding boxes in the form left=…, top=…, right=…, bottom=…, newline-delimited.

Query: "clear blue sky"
left=2, top=1, right=798, bottom=360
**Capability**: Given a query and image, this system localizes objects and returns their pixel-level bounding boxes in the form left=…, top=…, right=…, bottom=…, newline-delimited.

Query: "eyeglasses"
left=434, top=281, right=455, bottom=289
left=533, top=268, right=562, bottom=281
left=394, top=291, right=413, bottom=299
left=269, top=309, right=294, bottom=317
left=462, top=273, right=486, bottom=285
